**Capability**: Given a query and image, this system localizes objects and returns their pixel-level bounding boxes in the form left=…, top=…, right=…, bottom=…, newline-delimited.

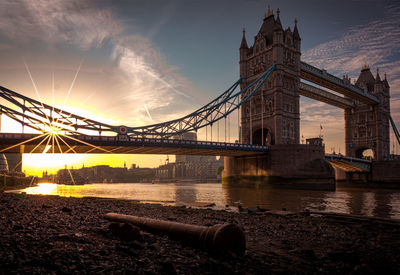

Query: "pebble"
left=0, top=192, right=398, bottom=274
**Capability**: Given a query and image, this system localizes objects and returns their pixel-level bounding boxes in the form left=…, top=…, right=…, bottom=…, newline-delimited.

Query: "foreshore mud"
left=0, top=192, right=399, bottom=274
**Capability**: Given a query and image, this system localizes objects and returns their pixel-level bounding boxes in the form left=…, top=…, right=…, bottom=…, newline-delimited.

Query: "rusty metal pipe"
left=104, top=212, right=246, bottom=256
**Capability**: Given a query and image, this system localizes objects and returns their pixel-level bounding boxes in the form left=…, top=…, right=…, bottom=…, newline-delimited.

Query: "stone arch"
left=355, top=148, right=375, bottom=160
left=252, top=127, right=274, bottom=146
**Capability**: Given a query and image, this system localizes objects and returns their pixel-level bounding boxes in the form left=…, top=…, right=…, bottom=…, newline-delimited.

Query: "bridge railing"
left=325, top=154, right=372, bottom=164
left=325, top=154, right=371, bottom=172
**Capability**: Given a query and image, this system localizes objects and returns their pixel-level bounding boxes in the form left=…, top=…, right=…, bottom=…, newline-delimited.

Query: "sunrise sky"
left=0, top=0, right=399, bottom=176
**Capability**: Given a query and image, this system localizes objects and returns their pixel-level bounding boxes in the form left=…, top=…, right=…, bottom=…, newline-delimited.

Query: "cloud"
left=302, top=3, right=400, bottom=104
left=0, top=0, right=121, bottom=49
left=0, top=0, right=200, bottom=127
left=301, top=3, right=400, bottom=151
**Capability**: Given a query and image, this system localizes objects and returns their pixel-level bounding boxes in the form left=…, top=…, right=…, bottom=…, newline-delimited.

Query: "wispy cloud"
left=302, top=3, right=400, bottom=100
left=301, top=3, right=400, bottom=151
left=0, top=0, right=200, bottom=127
left=0, top=0, right=121, bottom=49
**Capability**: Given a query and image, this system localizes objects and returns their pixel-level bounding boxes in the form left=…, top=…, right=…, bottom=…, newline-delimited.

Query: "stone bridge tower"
left=239, top=7, right=300, bottom=145
left=345, top=65, right=390, bottom=160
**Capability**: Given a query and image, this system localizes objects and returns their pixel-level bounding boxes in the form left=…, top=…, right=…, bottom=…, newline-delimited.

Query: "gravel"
left=0, top=192, right=399, bottom=274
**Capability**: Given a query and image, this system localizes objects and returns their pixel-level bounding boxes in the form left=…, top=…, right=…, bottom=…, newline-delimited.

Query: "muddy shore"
left=0, top=192, right=399, bottom=274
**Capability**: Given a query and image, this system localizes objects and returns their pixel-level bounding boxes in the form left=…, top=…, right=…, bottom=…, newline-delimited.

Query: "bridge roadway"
left=0, top=133, right=268, bottom=156
left=325, top=154, right=372, bottom=172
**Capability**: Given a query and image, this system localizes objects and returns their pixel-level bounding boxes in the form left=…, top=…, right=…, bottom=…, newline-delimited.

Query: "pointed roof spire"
left=240, top=28, right=248, bottom=49
left=264, top=4, right=273, bottom=19
left=293, top=18, right=300, bottom=39
left=375, top=68, right=381, bottom=83
left=362, top=60, right=370, bottom=71
left=383, top=72, right=390, bottom=87
left=274, top=8, right=283, bottom=31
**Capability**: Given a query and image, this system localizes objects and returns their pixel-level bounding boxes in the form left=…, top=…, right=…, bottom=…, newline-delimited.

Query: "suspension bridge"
left=0, top=60, right=397, bottom=157
left=0, top=7, right=399, bottom=187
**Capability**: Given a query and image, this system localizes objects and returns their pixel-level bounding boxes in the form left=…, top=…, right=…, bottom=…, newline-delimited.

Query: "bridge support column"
left=222, top=144, right=335, bottom=190
left=5, top=153, right=23, bottom=174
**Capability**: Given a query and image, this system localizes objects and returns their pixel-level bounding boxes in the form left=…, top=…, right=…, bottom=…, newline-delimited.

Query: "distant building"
left=155, top=132, right=224, bottom=181
left=53, top=163, right=155, bottom=184
left=306, top=137, right=324, bottom=147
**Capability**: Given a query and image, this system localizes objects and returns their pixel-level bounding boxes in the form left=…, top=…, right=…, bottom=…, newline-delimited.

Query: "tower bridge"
left=0, top=6, right=399, bottom=188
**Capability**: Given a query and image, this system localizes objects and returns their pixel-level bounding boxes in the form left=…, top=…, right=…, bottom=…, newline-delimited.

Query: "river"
left=15, top=182, right=400, bottom=219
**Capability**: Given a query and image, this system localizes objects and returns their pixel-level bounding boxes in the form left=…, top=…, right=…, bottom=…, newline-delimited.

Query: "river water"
left=17, top=182, right=400, bottom=219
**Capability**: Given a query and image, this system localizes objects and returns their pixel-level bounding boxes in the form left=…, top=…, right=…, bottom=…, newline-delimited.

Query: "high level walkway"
left=299, top=82, right=355, bottom=109
left=300, top=61, right=379, bottom=105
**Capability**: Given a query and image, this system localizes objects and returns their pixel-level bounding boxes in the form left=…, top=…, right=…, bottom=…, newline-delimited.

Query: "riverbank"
left=0, top=192, right=399, bottom=274
left=0, top=175, right=37, bottom=192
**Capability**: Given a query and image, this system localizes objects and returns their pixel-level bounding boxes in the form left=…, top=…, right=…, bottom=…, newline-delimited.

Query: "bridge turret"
left=345, top=64, right=391, bottom=161
left=239, top=7, right=300, bottom=145
left=293, top=18, right=301, bottom=51
left=239, top=29, right=249, bottom=79
left=272, top=11, right=283, bottom=47
left=274, top=8, right=283, bottom=31
left=375, top=68, right=381, bottom=83
left=373, top=68, right=383, bottom=95
left=355, top=63, right=375, bottom=92
left=383, top=72, right=390, bottom=88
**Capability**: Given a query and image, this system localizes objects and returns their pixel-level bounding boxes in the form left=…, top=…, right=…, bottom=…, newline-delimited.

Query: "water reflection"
left=17, top=182, right=400, bottom=219
left=373, top=191, right=393, bottom=218
left=174, top=184, right=197, bottom=204
left=361, top=192, right=376, bottom=217
left=390, top=193, right=400, bottom=218
left=323, top=191, right=351, bottom=213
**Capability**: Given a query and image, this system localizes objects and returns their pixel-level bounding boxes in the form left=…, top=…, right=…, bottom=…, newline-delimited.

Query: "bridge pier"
left=332, top=168, right=369, bottom=183
left=371, top=161, right=400, bottom=183
left=222, top=144, right=335, bottom=190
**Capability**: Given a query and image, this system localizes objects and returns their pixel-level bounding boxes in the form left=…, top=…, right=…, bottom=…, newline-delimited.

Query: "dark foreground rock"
left=0, top=192, right=399, bottom=274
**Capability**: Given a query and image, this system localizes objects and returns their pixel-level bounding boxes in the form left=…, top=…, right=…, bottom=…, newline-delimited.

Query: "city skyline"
left=0, top=0, right=399, bottom=175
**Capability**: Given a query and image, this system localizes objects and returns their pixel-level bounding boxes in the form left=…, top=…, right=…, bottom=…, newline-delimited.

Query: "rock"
left=109, top=222, right=143, bottom=242
left=116, top=245, right=139, bottom=257
left=161, top=261, right=177, bottom=275
left=247, top=207, right=259, bottom=213
left=256, top=206, right=269, bottom=212
left=328, top=251, right=359, bottom=264
left=61, top=207, right=72, bottom=213
left=300, top=249, right=316, bottom=258
left=12, top=224, right=23, bottom=230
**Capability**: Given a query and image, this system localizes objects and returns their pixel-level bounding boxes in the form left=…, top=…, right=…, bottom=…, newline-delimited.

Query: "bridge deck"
left=300, top=62, right=379, bottom=105
left=329, top=160, right=368, bottom=173
left=0, top=133, right=268, bottom=156
left=325, top=154, right=371, bottom=172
